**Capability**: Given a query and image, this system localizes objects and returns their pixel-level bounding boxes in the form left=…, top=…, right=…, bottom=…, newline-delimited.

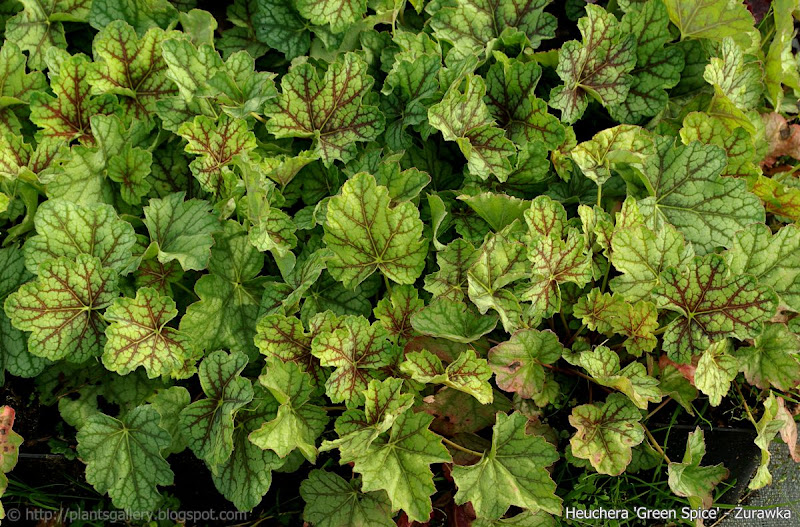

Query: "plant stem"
left=321, top=406, right=347, bottom=411
left=559, top=312, right=572, bottom=341
left=173, top=281, right=200, bottom=302
left=567, top=324, right=587, bottom=345
left=250, top=112, right=267, bottom=124
left=441, top=437, right=484, bottom=458
left=652, top=324, right=671, bottom=336
left=645, top=397, right=672, bottom=421
left=643, top=424, right=671, bottom=464
left=734, top=381, right=757, bottom=426
left=600, top=262, right=611, bottom=293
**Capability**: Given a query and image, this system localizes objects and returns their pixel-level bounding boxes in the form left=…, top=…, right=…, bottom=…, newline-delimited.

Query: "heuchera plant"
left=1, top=0, right=800, bottom=524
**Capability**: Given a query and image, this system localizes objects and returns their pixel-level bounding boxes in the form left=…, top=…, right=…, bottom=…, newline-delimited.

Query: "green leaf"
left=373, top=164, right=431, bottom=204
left=522, top=229, right=593, bottom=319
left=107, top=145, right=152, bottom=205
left=458, top=192, right=530, bottom=232
left=764, top=0, right=800, bottom=108
left=160, top=37, right=223, bottom=102
left=267, top=53, right=384, bottom=165
left=0, top=247, right=48, bottom=384
left=179, top=350, right=254, bottom=467
left=252, top=0, right=310, bottom=60
left=180, top=221, right=265, bottom=359
left=323, top=172, right=427, bottom=288
left=571, top=125, right=652, bottom=186
left=249, top=359, right=328, bottom=462
left=679, top=113, right=759, bottom=179
left=726, top=223, right=800, bottom=312
left=255, top=311, right=347, bottom=386
left=569, top=393, right=644, bottom=475
left=610, top=202, right=694, bottom=302
left=300, top=470, right=394, bottom=527
left=410, top=297, right=498, bottom=344
left=344, top=410, right=450, bottom=523
left=102, top=287, right=192, bottom=378
left=567, top=346, right=660, bottom=409
left=467, top=231, right=528, bottom=332
left=612, top=299, right=659, bottom=357
left=23, top=199, right=137, bottom=274
left=428, top=74, right=515, bottom=181
left=133, top=259, right=182, bottom=296
left=320, top=377, right=414, bottom=457
left=750, top=393, right=792, bottom=490
left=207, top=51, right=276, bottom=119
left=76, top=405, right=173, bottom=512
left=638, top=137, right=764, bottom=254
left=300, top=272, right=380, bottom=322
left=452, top=412, right=561, bottom=519
left=177, top=114, right=257, bottom=195
left=381, top=37, right=440, bottom=150
left=524, top=195, right=567, bottom=239
left=654, top=253, right=777, bottom=363
left=29, top=52, right=116, bottom=144
left=241, top=162, right=300, bottom=256
left=148, top=386, right=190, bottom=456
left=4, top=254, right=117, bottom=362
left=88, top=0, right=177, bottom=34
left=373, top=284, right=423, bottom=343
left=211, top=386, right=285, bottom=511
left=295, top=0, right=365, bottom=33
left=484, top=57, right=565, bottom=149
left=88, top=22, right=176, bottom=117
left=573, top=289, right=625, bottom=333
left=694, top=340, right=737, bottom=407
left=5, top=0, right=90, bottom=70
left=488, top=329, right=563, bottom=400
left=401, top=349, right=493, bottom=404
left=143, top=192, right=220, bottom=271
left=549, top=5, right=636, bottom=124
left=610, top=0, right=683, bottom=123
left=430, top=0, right=556, bottom=60
left=663, top=0, right=754, bottom=48
left=703, top=37, right=762, bottom=111
left=0, top=41, right=46, bottom=105
left=424, top=239, right=478, bottom=302
left=217, top=0, right=269, bottom=60
left=668, top=427, right=729, bottom=509
left=736, top=323, right=800, bottom=392
left=311, top=316, right=397, bottom=405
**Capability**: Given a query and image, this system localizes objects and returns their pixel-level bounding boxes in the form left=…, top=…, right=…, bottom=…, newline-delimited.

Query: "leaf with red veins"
left=311, top=316, right=398, bottom=405
left=488, top=329, right=563, bottom=399
left=254, top=311, right=349, bottom=387
left=266, top=52, right=384, bottom=165
left=4, top=254, right=118, bottom=363
left=177, top=113, right=257, bottom=195
left=373, top=285, right=424, bottom=344
left=654, top=253, right=777, bottom=364
left=29, top=53, right=117, bottom=144
left=102, top=287, right=193, bottom=379
left=89, top=21, right=178, bottom=118
left=549, top=5, right=636, bottom=124
left=521, top=228, right=593, bottom=319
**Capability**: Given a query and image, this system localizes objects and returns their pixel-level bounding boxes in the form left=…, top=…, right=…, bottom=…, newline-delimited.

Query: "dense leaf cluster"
left=1, top=0, right=800, bottom=524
